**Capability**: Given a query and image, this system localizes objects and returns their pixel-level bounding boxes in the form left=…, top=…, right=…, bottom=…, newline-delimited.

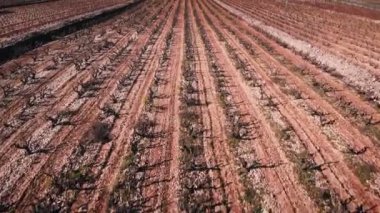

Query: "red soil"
left=0, top=0, right=379, bottom=212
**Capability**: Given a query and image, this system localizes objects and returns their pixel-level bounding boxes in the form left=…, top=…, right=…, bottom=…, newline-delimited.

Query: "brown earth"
left=0, top=0, right=379, bottom=212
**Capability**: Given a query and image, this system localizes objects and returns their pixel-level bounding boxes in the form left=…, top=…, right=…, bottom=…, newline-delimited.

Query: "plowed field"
left=0, top=0, right=379, bottom=212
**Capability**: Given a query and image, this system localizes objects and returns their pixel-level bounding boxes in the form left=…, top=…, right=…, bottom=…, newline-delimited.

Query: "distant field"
left=0, top=0, right=135, bottom=48
left=300, top=0, right=380, bottom=10
left=334, top=0, right=380, bottom=10
left=0, top=0, right=52, bottom=8
left=297, top=0, right=380, bottom=19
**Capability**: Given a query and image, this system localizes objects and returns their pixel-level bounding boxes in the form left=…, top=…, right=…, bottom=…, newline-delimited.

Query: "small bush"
left=92, top=122, right=112, bottom=142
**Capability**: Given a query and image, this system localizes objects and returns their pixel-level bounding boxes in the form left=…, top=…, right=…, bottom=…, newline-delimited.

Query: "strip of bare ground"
left=164, top=3, right=185, bottom=210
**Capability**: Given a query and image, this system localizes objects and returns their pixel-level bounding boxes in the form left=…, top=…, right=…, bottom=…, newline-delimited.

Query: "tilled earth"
left=0, top=0, right=380, bottom=212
